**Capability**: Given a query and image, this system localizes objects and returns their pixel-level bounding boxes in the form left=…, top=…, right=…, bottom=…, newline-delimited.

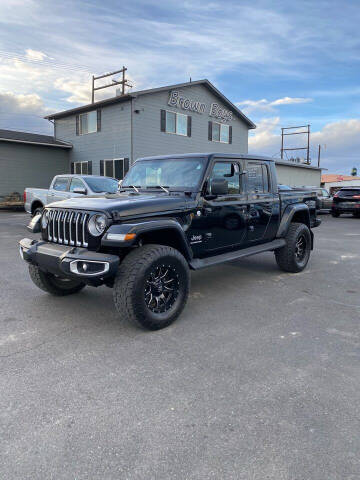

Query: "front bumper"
left=19, top=238, right=119, bottom=282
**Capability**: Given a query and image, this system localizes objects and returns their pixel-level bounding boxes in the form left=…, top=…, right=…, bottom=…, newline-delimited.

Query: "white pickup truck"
left=24, top=174, right=119, bottom=215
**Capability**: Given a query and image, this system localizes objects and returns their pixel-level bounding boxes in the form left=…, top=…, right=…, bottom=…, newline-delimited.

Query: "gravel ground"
left=0, top=211, right=359, bottom=480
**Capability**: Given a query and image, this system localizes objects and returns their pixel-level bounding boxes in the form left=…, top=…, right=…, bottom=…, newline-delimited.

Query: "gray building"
left=0, top=129, right=71, bottom=199
left=47, top=79, right=255, bottom=179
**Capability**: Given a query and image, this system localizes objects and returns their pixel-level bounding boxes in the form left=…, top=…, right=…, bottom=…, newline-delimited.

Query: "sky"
left=0, top=0, right=359, bottom=174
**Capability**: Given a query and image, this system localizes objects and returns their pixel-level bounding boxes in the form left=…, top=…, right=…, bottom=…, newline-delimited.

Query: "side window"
left=209, top=162, right=240, bottom=194
left=53, top=178, right=69, bottom=191
left=246, top=163, right=269, bottom=193
left=69, top=178, right=85, bottom=192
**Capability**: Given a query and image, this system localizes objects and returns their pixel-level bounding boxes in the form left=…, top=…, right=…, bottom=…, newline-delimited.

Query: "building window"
left=208, top=121, right=232, bottom=144
left=161, top=110, right=191, bottom=137
left=71, top=161, right=92, bottom=175
left=76, top=109, right=101, bottom=135
left=100, top=158, right=130, bottom=180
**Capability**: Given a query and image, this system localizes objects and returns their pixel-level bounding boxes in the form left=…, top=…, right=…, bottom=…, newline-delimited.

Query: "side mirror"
left=210, top=177, right=228, bottom=196
left=73, top=188, right=87, bottom=195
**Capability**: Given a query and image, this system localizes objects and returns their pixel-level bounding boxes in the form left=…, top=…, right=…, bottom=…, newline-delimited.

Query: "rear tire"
left=331, top=211, right=340, bottom=217
left=353, top=212, right=360, bottom=218
left=29, top=264, right=86, bottom=296
left=275, top=223, right=311, bottom=273
left=113, top=244, right=190, bottom=330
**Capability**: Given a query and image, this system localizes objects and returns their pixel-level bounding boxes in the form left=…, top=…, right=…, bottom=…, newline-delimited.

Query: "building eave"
left=0, top=137, right=73, bottom=149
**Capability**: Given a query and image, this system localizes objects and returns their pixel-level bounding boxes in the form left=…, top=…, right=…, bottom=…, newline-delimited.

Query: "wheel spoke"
left=144, top=263, right=180, bottom=314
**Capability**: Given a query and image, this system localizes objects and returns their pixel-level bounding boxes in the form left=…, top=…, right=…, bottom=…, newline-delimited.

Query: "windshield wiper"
left=121, top=185, right=141, bottom=193
left=146, top=185, right=170, bottom=194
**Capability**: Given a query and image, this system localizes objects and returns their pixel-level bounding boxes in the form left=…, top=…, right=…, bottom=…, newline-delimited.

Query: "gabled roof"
left=45, top=79, right=256, bottom=129
left=0, top=129, right=72, bottom=148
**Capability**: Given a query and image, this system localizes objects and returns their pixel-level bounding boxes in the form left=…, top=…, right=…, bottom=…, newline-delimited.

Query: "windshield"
left=122, top=157, right=207, bottom=190
left=85, top=177, right=119, bottom=193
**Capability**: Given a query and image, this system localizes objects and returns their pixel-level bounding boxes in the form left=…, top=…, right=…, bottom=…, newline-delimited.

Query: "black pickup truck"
left=20, top=153, right=320, bottom=330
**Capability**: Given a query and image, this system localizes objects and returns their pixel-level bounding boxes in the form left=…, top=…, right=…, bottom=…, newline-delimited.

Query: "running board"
left=189, top=239, right=286, bottom=270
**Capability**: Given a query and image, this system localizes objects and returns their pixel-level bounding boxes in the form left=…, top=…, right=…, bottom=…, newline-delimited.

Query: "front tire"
left=33, top=207, right=43, bottom=217
left=113, top=244, right=190, bottom=330
left=275, top=223, right=311, bottom=273
left=28, top=264, right=86, bottom=296
left=331, top=211, right=340, bottom=217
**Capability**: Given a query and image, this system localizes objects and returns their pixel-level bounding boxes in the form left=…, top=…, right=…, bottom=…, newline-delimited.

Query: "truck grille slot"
left=47, top=209, right=89, bottom=247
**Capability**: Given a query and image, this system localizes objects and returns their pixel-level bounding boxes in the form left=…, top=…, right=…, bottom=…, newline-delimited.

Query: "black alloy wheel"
left=144, top=265, right=180, bottom=314
left=294, top=235, right=307, bottom=263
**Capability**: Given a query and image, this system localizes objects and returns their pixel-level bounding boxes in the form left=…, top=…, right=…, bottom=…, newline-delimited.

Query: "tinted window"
left=246, top=163, right=269, bottom=193
left=210, top=162, right=240, bottom=194
left=339, top=189, right=360, bottom=196
left=69, top=178, right=85, bottom=192
left=53, top=178, right=69, bottom=191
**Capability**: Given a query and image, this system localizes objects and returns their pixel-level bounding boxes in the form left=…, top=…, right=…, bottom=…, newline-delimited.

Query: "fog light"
left=69, top=260, right=109, bottom=276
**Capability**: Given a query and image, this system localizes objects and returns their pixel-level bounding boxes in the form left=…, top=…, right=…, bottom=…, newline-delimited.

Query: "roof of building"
left=45, top=79, right=256, bottom=128
left=321, top=174, right=360, bottom=183
left=0, top=129, right=72, bottom=148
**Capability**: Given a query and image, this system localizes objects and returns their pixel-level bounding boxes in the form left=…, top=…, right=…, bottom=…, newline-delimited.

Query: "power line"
left=0, top=50, right=93, bottom=73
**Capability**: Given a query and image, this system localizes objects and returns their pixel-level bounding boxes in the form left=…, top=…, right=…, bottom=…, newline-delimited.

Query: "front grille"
left=45, top=209, right=90, bottom=247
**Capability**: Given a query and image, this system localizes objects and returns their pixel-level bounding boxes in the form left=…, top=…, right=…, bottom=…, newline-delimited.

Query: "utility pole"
left=317, top=144, right=321, bottom=167
left=91, top=66, right=132, bottom=103
left=280, top=125, right=311, bottom=164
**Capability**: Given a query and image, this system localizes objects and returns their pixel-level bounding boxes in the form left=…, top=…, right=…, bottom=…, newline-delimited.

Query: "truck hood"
left=47, top=192, right=188, bottom=217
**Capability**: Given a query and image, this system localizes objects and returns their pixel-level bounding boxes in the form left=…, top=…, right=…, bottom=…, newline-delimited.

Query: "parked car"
left=296, top=186, right=332, bottom=211
left=24, top=175, right=119, bottom=216
left=332, top=187, right=360, bottom=217
left=20, top=153, right=321, bottom=330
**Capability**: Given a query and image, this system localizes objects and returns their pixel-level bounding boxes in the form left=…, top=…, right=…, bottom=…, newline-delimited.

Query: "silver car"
left=25, top=174, right=119, bottom=216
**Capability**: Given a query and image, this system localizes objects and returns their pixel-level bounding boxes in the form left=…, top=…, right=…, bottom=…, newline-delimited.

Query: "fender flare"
left=101, top=218, right=193, bottom=260
left=276, top=203, right=310, bottom=238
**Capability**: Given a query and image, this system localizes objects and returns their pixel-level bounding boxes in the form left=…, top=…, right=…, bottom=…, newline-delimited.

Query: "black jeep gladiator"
left=20, top=153, right=321, bottom=330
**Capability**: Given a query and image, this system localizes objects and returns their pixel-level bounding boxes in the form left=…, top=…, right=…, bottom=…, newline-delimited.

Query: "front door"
left=245, top=161, right=274, bottom=242
left=189, top=160, right=248, bottom=254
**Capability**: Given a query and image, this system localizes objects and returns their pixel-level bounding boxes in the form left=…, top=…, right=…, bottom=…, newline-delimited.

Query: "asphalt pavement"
left=0, top=211, right=359, bottom=479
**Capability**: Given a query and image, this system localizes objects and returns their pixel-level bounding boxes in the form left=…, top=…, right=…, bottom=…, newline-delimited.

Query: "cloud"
left=238, top=97, right=312, bottom=114
left=0, top=91, right=52, bottom=133
left=25, top=49, right=47, bottom=61
left=0, top=91, right=49, bottom=114
left=249, top=117, right=360, bottom=174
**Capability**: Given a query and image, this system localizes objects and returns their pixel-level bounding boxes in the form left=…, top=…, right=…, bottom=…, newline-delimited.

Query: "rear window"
left=338, top=189, right=360, bottom=196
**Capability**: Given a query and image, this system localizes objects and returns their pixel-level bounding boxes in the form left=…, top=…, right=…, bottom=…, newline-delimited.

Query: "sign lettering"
left=168, top=91, right=233, bottom=122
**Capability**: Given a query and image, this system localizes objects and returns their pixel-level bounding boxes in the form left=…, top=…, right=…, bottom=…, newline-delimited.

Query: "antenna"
left=91, top=66, right=133, bottom=103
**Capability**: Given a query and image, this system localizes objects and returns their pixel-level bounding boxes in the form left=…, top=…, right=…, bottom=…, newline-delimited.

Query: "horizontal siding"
left=133, top=84, right=249, bottom=161
left=55, top=102, right=132, bottom=175
left=0, top=142, right=68, bottom=198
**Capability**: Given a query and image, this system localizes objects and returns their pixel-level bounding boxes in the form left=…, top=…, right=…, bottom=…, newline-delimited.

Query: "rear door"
left=245, top=161, right=275, bottom=242
left=47, top=177, right=71, bottom=203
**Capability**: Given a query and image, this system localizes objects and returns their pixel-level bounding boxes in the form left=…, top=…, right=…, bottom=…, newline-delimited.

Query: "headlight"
left=41, top=211, right=49, bottom=229
left=88, top=214, right=107, bottom=236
